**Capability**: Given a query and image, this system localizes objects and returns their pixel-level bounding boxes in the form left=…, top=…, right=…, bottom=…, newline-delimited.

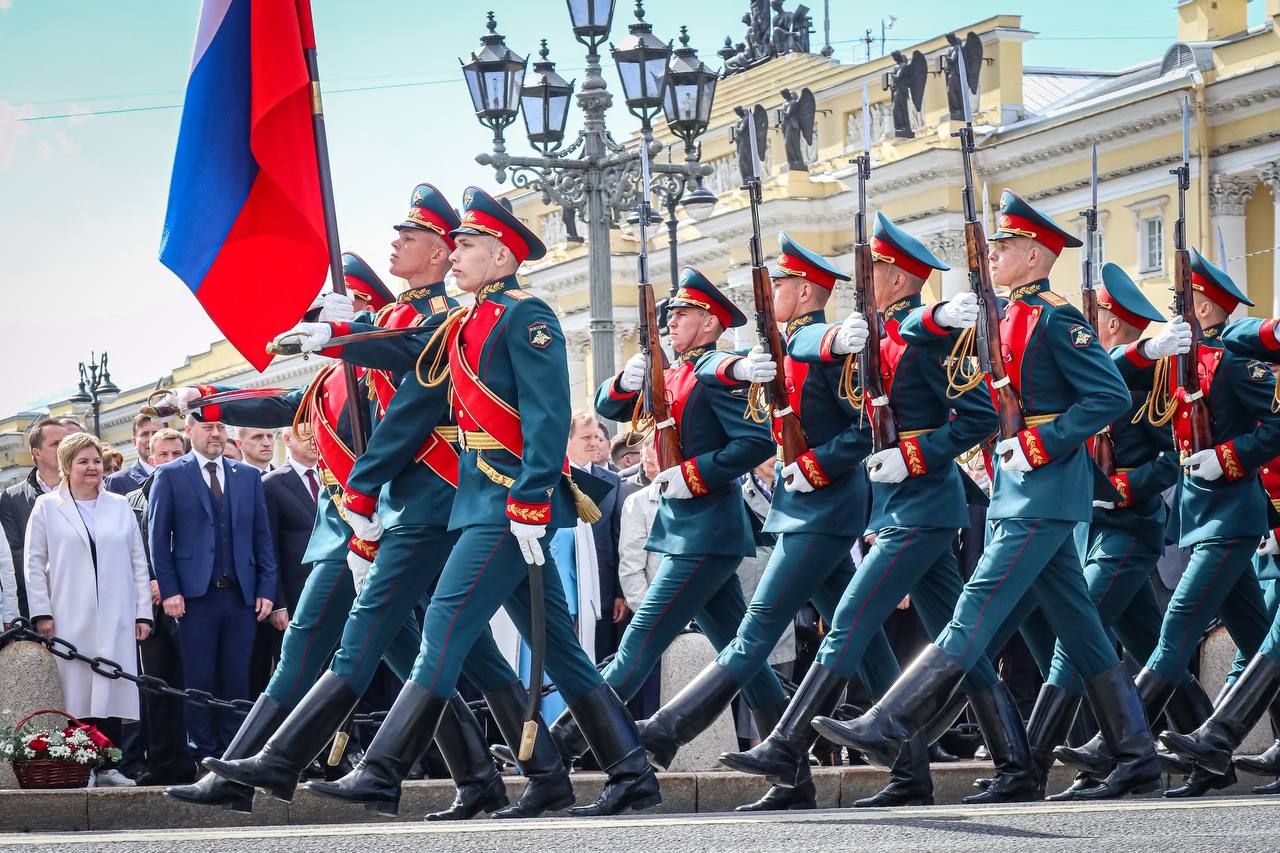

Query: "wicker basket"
left=10, top=709, right=94, bottom=790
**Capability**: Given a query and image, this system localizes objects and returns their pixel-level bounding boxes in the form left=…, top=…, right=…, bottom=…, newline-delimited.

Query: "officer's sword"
left=141, top=387, right=291, bottom=418
left=267, top=325, right=426, bottom=357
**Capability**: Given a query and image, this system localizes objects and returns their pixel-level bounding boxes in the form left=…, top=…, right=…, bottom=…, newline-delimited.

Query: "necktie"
left=305, top=469, right=320, bottom=503
left=205, top=461, right=223, bottom=500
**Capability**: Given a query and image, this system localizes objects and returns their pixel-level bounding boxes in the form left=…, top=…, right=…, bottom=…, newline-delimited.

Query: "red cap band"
left=1191, top=269, right=1241, bottom=313
left=1096, top=286, right=1151, bottom=331
left=458, top=209, right=532, bottom=264
left=776, top=252, right=838, bottom=290
left=997, top=213, right=1067, bottom=256
left=870, top=235, right=933, bottom=280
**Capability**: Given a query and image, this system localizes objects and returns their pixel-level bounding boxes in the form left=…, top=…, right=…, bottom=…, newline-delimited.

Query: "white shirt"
left=36, top=472, right=59, bottom=494
left=192, top=450, right=226, bottom=492
left=287, top=458, right=320, bottom=492
left=72, top=496, right=99, bottom=540
left=137, top=460, right=155, bottom=476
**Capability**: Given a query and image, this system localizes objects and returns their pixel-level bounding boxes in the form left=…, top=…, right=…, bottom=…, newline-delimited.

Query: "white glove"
left=510, top=521, right=546, bottom=566
left=732, top=346, right=777, bottom=384
left=347, top=551, right=373, bottom=594
left=274, top=322, right=333, bottom=353
left=1259, top=530, right=1280, bottom=557
left=1144, top=319, right=1193, bottom=359
left=779, top=461, right=815, bottom=493
left=994, top=437, right=1033, bottom=473
left=618, top=352, right=647, bottom=393
left=866, top=448, right=909, bottom=484
left=936, top=292, right=979, bottom=330
left=319, top=292, right=355, bottom=322
left=1183, top=448, right=1223, bottom=481
left=831, top=311, right=870, bottom=356
left=652, top=466, right=695, bottom=500
left=1092, top=499, right=1116, bottom=510
left=165, top=386, right=202, bottom=414
left=346, top=510, right=383, bottom=543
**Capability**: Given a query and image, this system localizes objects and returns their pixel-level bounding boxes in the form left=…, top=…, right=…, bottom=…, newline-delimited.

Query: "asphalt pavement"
left=3, top=796, right=1278, bottom=853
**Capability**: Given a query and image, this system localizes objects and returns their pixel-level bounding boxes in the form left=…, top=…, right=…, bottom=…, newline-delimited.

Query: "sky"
left=0, top=0, right=1268, bottom=418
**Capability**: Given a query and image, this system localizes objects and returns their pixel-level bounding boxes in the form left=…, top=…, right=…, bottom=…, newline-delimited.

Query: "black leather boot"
left=1252, top=777, right=1280, bottom=794
left=1164, top=763, right=1237, bottom=798
left=1024, top=683, right=1082, bottom=798
left=1234, top=699, right=1280, bottom=777
left=811, top=645, right=966, bottom=770
left=1162, top=677, right=1215, bottom=735
left=1055, top=668, right=1174, bottom=777
left=547, top=707, right=590, bottom=768
left=1159, top=654, right=1280, bottom=777
left=720, top=663, right=847, bottom=788
left=1045, top=772, right=1101, bottom=801
left=486, top=681, right=576, bottom=818
left=166, top=694, right=287, bottom=813
left=204, top=672, right=358, bottom=803
left=733, top=702, right=818, bottom=811
left=854, top=733, right=934, bottom=807
left=1073, top=665, right=1162, bottom=799
left=564, top=684, right=662, bottom=816
left=961, top=681, right=1038, bottom=804
left=306, top=681, right=447, bottom=816
left=640, top=663, right=742, bottom=771
left=424, top=694, right=508, bottom=821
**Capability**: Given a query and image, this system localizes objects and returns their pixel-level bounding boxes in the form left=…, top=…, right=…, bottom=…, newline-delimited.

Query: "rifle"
left=851, top=82, right=899, bottom=454
left=744, top=108, right=808, bottom=469
left=1081, top=144, right=1115, bottom=476
left=634, top=140, right=684, bottom=471
left=1171, top=96, right=1212, bottom=454
left=950, top=47, right=1026, bottom=447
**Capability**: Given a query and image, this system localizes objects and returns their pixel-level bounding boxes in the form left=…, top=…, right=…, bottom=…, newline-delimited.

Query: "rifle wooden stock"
left=752, top=265, right=807, bottom=466
left=1173, top=247, right=1213, bottom=453
left=853, top=243, right=899, bottom=453
left=965, top=221, right=1026, bottom=442
left=639, top=282, right=683, bottom=470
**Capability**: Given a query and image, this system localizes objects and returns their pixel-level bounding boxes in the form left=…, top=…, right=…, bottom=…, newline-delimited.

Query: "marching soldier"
left=717, top=220, right=1030, bottom=805
left=1057, top=249, right=1280, bottom=793
left=307, top=187, right=660, bottom=818
left=615, top=236, right=902, bottom=811
left=812, top=190, right=1160, bottom=801
left=1151, top=277, right=1280, bottom=783
left=201, top=186, right=571, bottom=820
left=547, top=268, right=788, bottom=778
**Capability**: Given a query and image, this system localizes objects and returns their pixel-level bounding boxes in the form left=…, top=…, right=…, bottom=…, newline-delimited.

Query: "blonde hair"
left=56, top=432, right=104, bottom=480
left=149, top=428, right=184, bottom=456
left=100, top=445, right=124, bottom=472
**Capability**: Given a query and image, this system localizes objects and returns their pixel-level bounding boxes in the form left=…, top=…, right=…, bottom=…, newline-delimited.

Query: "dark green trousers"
left=411, top=525, right=602, bottom=704
left=716, top=532, right=900, bottom=698
left=816, top=525, right=999, bottom=692
left=604, top=552, right=789, bottom=709
left=1144, top=537, right=1269, bottom=681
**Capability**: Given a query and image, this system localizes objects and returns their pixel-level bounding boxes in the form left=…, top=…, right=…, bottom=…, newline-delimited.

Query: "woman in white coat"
left=24, top=432, right=152, bottom=786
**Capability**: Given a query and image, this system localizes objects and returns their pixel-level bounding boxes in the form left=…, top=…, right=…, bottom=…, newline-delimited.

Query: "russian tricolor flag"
left=160, top=0, right=328, bottom=371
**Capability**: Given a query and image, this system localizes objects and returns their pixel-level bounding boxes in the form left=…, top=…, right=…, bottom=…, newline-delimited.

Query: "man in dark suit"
left=148, top=416, right=277, bottom=762
left=0, top=419, right=70, bottom=619
left=567, top=413, right=624, bottom=662
left=105, top=414, right=166, bottom=496
left=253, top=426, right=319, bottom=694
left=125, top=427, right=196, bottom=785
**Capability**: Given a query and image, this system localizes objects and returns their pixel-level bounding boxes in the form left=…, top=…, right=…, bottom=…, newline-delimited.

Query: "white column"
left=923, top=230, right=969, bottom=299
left=1258, top=162, right=1280, bottom=317
left=1209, top=174, right=1255, bottom=318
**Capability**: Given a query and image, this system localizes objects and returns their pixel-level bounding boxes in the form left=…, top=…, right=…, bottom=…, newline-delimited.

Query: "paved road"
left=4, top=796, right=1278, bottom=853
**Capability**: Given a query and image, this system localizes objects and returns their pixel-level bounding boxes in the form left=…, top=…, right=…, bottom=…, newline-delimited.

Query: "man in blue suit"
left=149, top=416, right=277, bottom=761
left=105, top=414, right=166, bottom=496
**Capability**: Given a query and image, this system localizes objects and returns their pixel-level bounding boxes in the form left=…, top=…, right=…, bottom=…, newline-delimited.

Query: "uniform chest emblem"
left=528, top=322, right=553, bottom=349
left=1070, top=325, right=1094, bottom=348
left=1249, top=360, right=1272, bottom=382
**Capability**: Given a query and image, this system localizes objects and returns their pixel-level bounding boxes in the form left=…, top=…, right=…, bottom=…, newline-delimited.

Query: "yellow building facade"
left=510, top=0, right=1280, bottom=405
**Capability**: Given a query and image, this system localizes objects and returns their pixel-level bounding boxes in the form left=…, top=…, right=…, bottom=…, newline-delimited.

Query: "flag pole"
left=303, top=41, right=369, bottom=456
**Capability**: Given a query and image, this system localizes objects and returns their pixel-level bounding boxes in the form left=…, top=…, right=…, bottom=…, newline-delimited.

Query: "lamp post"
left=68, top=352, right=120, bottom=438
left=463, top=1, right=719, bottom=385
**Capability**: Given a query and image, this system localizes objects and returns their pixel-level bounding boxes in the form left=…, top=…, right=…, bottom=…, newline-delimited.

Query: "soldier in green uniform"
left=717, top=219, right=1033, bottom=805
left=1056, top=249, right=1280, bottom=794
left=591, top=238, right=899, bottom=811
left=538, top=269, right=785, bottom=773
left=812, top=190, right=1160, bottom=801
left=306, top=187, right=659, bottom=818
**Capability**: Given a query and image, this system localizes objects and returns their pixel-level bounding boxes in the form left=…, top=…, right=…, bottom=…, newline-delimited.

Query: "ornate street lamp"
left=69, top=351, right=120, bottom=437
left=521, top=41, right=575, bottom=154
left=466, top=1, right=717, bottom=384
left=610, top=1, right=670, bottom=128
left=459, top=12, right=527, bottom=149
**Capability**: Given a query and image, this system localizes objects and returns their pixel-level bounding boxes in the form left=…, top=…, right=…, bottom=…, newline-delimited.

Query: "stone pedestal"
left=659, top=632, right=738, bottom=772
left=0, top=640, right=67, bottom=789
left=1197, top=626, right=1273, bottom=755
